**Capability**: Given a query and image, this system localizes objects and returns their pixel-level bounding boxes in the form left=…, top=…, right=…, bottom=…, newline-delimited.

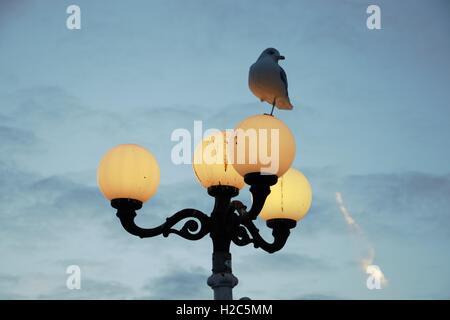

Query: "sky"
left=0, top=0, right=449, bottom=299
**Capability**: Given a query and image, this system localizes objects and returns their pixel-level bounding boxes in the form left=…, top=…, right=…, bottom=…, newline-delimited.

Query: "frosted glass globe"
left=259, top=168, right=312, bottom=221
left=193, top=131, right=245, bottom=189
left=231, top=114, right=296, bottom=177
left=97, top=144, right=160, bottom=203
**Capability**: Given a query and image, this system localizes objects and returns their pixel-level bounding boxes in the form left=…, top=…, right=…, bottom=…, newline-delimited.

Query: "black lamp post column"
left=206, top=186, right=239, bottom=300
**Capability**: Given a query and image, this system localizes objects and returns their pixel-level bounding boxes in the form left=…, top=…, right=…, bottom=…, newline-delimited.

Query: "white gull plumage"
left=249, top=48, right=293, bottom=115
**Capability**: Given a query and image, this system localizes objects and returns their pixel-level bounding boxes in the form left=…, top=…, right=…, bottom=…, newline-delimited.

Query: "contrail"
left=335, top=192, right=362, bottom=234
left=335, top=192, right=388, bottom=287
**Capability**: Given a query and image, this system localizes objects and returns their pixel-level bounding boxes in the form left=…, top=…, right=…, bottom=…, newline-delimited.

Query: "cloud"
left=239, top=252, right=332, bottom=272
left=339, top=172, right=450, bottom=238
left=143, top=267, right=210, bottom=300
left=0, top=164, right=103, bottom=227
left=0, top=158, right=214, bottom=299
left=0, top=126, right=36, bottom=145
left=0, top=84, right=249, bottom=181
left=38, top=279, right=136, bottom=300
left=0, top=271, right=135, bottom=300
left=0, top=126, right=38, bottom=163
left=293, top=168, right=450, bottom=240
left=0, top=0, right=26, bottom=23
left=0, top=274, right=23, bottom=299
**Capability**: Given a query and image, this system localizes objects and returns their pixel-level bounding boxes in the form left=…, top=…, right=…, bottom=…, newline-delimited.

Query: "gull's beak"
left=278, top=55, right=285, bottom=60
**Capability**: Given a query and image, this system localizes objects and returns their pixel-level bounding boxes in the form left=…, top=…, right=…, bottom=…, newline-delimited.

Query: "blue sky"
left=0, top=0, right=449, bottom=299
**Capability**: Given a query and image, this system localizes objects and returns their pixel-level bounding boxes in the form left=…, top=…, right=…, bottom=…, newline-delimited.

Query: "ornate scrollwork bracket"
left=112, top=198, right=210, bottom=241
left=112, top=171, right=296, bottom=254
left=230, top=200, right=296, bottom=253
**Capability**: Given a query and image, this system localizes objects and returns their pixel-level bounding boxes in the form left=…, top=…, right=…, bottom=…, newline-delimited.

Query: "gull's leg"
left=270, top=99, right=276, bottom=116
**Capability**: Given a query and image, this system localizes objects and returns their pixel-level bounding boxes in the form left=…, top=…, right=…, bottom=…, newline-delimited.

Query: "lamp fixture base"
left=207, top=185, right=239, bottom=198
left=111, top=198, right=143, bottom=211
left=244, top=172, right=278, bottom=187
left=267, top=218, right=297, bottom=229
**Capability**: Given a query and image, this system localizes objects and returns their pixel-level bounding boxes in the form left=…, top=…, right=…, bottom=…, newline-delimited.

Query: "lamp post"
left=97, top=114, right=312, bottom=300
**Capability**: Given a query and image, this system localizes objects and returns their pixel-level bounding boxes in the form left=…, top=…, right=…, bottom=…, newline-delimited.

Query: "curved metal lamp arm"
left=112, top=198, right=210, bottom=241
left=239, top=173, right=278, bottom=222
left=232, top=216, right=296, bottom=254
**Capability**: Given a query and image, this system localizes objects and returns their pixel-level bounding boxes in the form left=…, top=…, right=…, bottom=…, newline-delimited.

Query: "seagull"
left=249, top=48, right=293, bottom=115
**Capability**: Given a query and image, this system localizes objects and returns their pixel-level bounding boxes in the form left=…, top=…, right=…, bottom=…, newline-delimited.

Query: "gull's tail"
left=276, top=96, right=294, bottom=110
